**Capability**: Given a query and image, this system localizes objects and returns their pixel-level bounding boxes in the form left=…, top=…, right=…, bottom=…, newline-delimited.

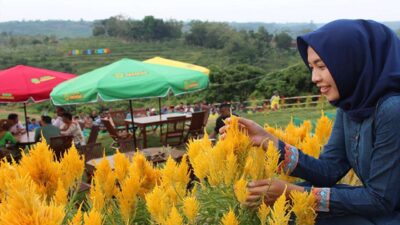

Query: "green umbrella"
left=50, top=58, right=209, bottom=149
left=50, top=58, right=208, bottom=105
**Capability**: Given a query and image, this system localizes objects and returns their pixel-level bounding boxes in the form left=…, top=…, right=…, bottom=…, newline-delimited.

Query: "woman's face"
left=307, top=47, right=340, bottom=101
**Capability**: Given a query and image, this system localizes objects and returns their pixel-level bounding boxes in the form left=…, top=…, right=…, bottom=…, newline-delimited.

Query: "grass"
left=1, top=105, right=336, bottom=156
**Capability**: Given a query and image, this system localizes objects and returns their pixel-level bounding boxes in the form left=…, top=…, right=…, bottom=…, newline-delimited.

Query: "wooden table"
left=86, top=147, right=186, bottom=169
left=125, top=113, right=192, bottom=148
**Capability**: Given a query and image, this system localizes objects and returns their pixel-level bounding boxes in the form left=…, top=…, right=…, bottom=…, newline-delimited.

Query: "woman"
left=0, top=119, right=16, bottom=148
left=60, top=112, right=86, bottom=147
left=224, top=20, right=400, bottom=224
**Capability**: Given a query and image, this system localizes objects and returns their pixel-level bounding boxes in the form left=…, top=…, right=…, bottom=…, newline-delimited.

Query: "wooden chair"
left=185, top=111, right=206, bottom=141
left=109, top=110, right=127, bottom=130
left=101, top=119, right=131, bottom=147
left=79, top=143, right=103, bottom=184
left=86, top=125, right=100, bottom=145
left=49, top=135, right=73, bottom=160
left=161, top=116, right=187, bottom=147
left=202, top=109, right=210, bottom=128
left=113, top=138, right=141, bottom=153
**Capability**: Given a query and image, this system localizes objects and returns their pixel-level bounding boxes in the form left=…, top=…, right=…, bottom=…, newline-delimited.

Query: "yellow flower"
left=182, top=196, right=199, bottom=223
left=265, top=141, right=280, bottom=178
left=83, top=209, right=103, bottom=225
left=191, top=152, right=209, bottom=181
left=220, top=209, right=239, bottom=225
left=224, top=152, right=237, bottom=185
left=300, top=134, right=321, bottom=158
left=117, top=172, right=141, bottom=223
left=257, top=202, right=270, bottom=225
left=315, top=111, right=333, bottom=145
left=89, top=184, right=105, bottom=212
left=59, top=144, right=84, bottom=190
left=290, top=190, right=317, bottom=225
left=268, top=189, right=291, bottom=225
left=234, top=177, right=248, bottom=204
left=93, top=157, right=116, bottom=201
left=249, top=147, right=265, bottom=180
left=177, top=155, right=190, bottom=186
left=0, top=176, right=65, bottom=225
left=18, top=139, right=61, bottom=199
left=113, top=150, right=130, bottom=183
left=163, top=206, right=183, bottom=225
left=145, top=186, right=169, bottom=224
left=53, top=179, right=68, bottom=206
left=69, top=203, right=83, bottom=225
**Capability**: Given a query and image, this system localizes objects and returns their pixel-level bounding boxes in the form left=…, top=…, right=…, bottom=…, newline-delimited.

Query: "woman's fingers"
left=248, top=179, right=271, bottom=188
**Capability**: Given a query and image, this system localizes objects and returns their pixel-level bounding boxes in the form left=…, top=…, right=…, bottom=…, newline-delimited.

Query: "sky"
left=0, top=0, right=398, bottom=23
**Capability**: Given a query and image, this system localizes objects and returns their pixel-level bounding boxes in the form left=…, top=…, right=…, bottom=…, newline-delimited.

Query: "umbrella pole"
left=129, top=100, right=137, bottom=150
left=158, top=97, right=162, bottom=120
left=23, top=103, right=29, bottom=138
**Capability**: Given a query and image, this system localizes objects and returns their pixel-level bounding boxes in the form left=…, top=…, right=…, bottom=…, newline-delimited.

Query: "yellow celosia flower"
left=145, top=186, right=169, bottom=224
left=93, top=156, right=116, bottom=201
left=53, top=179, right=68, bottom=206
left=0, top=160, right=17, bottom=200
left=89, top=184, right=105, bottom=212
left=234, top=177, right=248, bottom=204
left=182, top=196, right=199, bottom=223
left=191, top=152, right=209, bottom=181
left=221, top=209, right=239, bottom=225
left=177, top=155, right=190, bottom=186
left=113, top=150, right=130, bottom=183
left=117, top=172, right=141, bottom=223
left=249, top=147, right=265, bottom=180
left=268, top=189, right=291, bottom=225
left=18, top=139, right=61, bottom=199
left=224, top=152, right=237, bottom=185
left=265, top=141, right=280, bottom=178
left=130, top=151, right=161, bottom=197
left=0, top=176, right=65, bottom=225
left=290, top=191, right=317, bottom=225
left=243, top=157, right=253, bottom=178
left=83, top=209, right=103, bottom=225
left=59, top=144, right=84, bottom=190
left=300, top=134, right=321, bottom=158
left=69, top=203, right=83, bottom=225
left=257, top=202, right=270, bottom=225
left=163, top=206, right=183, bottom=225
left=315, top=111, right=333, bottom=145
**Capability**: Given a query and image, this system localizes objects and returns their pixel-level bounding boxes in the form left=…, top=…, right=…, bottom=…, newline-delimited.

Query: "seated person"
left=60, top=112, right=86, bottom=147
left=28, top=118, right=41, bottom=132
left=52, top=106, right=65, bottom=129
left=34, top=116, right=61, bottom=143
left=0, top=119, right=16, bottom=148
left=209, top=103, right=236, bottom=139
left=8, top=113, right=25, bottom=135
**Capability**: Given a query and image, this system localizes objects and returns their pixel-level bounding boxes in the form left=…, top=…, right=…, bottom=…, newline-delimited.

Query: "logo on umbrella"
left=184, top=80, right=199, bottom=90
left=0, top=93, right=14, bottom=100
left=113, top=71, right=147, bottom=79
left=31, top=76, right=56, bottom=84
left=64, top=93, right=83, bottom=101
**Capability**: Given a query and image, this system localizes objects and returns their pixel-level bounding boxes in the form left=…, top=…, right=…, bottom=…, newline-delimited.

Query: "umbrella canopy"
left=50, top=58, right=209, bottom=105
left=0, top=65, right=76, bottom=103
left=144, top=56, right=210, bottom=75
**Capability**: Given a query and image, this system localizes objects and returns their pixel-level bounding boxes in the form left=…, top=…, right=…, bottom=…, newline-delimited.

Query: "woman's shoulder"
left=376, top=95, right=400, bottom=115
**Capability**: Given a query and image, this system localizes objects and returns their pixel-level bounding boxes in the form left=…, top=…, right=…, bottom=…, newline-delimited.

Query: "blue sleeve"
left=279, top=109, right=351, bottom=187
left=325, top=98, right=400, bottom=216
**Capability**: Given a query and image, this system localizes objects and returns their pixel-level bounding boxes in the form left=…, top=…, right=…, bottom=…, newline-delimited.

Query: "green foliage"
left=92, top=15, right=182, bottom=41
left=274, top=32, right=293, bottom=50
left=206, top=64, right=265, bottom=102
left=185, top=21, right=233, bottom=49
left=256, top=63, right=318, bottom=98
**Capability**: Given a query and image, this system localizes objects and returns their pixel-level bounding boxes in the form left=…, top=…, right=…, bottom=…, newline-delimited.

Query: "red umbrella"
left=0, top=65, right=76, bottom=103
left=0, top=65, right=76, bottom=136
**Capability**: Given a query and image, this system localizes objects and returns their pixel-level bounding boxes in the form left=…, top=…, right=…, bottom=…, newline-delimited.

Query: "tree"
left=185, top=21, right=233, bottom=49
left=274, top=32, right=293, bottom=50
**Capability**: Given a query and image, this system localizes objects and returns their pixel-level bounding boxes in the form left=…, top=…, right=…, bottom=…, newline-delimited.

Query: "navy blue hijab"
left=297, top=19, right=400, bottom=121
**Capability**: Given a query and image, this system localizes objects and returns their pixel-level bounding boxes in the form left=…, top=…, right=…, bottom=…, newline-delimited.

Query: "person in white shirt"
left=60, top=112, right=86, bottom=147
left=52, top=107, right=65, bottom=129
left=7, top=113, right=25, bottom=135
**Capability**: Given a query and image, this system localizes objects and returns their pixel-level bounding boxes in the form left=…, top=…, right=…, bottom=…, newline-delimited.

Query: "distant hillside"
left=1, top=19, right=399, bottom=38
left=0, top=20, right=93, bottom=38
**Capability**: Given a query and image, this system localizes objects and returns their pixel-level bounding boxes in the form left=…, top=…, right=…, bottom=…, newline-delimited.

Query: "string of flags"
left=68, top=48, right=111, bottom=56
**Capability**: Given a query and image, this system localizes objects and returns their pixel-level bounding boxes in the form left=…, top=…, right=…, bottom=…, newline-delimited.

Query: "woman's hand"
left=245, top=178, right=304, bottom=208
left=219, top=117, right=278, bottom=149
